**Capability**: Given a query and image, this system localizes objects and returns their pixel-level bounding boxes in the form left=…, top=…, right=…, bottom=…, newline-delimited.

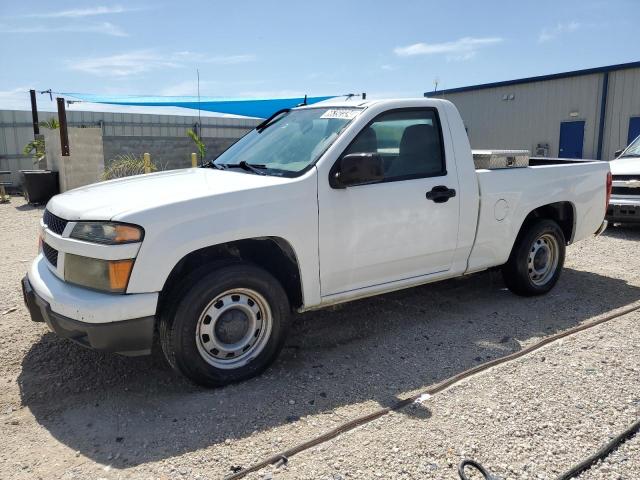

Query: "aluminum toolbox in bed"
left=472, top=150, right=530, bottom=170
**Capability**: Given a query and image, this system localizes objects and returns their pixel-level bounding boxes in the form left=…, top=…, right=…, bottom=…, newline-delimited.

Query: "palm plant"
left=186, top=128, right=206, bottom=162
left=22, top=118, right=60, bottom=165
left=23, top=138, right=46, bottom=161
left=102, top=154, right=159, bottom=180
left=39, top=118, right=60, bottom=129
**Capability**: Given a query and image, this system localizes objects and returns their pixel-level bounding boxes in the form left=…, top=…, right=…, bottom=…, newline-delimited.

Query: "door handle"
left=426, top=185, right=456, bottom=203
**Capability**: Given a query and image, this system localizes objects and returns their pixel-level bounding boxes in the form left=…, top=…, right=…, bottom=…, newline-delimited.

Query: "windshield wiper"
left=223, top=161, right=268, bottom=175
left=620, top=154, right=640, bottom=158
left=255, top=108, right=290, bottom=132
left=208, top=161, right=226, bottom=170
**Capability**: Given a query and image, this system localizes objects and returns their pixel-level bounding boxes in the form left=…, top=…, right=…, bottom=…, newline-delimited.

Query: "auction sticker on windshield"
left=320, top=109, right=361, bottom=120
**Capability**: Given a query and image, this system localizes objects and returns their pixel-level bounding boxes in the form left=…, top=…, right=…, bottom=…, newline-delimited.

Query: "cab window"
left=343, top=109, right=445, bottom=181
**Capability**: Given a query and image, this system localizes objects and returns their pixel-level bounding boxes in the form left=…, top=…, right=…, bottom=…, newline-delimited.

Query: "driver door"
left=318, top=108, right=460, bottom=297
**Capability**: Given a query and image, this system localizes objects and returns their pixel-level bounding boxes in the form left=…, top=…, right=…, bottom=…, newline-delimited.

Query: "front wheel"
left=502, top=219, right=566, bottom=296
left=159, top=262, right=291, bottom=387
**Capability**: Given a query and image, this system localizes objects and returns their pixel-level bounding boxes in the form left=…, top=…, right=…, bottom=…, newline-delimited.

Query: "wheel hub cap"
left=527, top=233, right=559, bottom=286
left=215, top=309, right=250, bottom=344
left=195, top=289, right=272, bottom=369
left=533, top=247, right=549, bottom=271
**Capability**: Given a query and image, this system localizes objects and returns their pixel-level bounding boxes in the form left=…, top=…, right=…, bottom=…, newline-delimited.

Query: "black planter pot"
left=20, top=170, right=60, bottom=205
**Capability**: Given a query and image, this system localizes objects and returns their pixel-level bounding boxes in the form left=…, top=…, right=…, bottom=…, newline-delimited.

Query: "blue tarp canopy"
left=62, top=93, right=337, bottom=118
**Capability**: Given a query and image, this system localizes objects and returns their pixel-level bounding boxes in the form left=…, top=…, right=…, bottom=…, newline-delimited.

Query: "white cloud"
left=21, top=5, right=138, bottom=18
left=394, top=37, right=503, bottom=60
left=160, top=80, right=202, bottom=96
left=0, top=21, right=128, bottom=36
left=68, top=50, right=256, bottom=77
left=237, top=89, right=307, bottom=98
left=538, top=21, right=581, bottom=43
left=160, top=79, right=263, bottom=96
left=160, top=80, right=222, bottom=96
left=69, top=51, right=179, bottom=76
left=207, top=54, right=256, bottom=65
left=0, top=87, right=33, bottom=110
left=172, top=51, right=256, bottom=65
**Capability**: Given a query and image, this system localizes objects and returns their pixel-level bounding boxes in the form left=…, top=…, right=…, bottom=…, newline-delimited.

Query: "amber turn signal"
left=113, top=225, right=142, bottom=243
left=108, top=259, right=134, bottom=291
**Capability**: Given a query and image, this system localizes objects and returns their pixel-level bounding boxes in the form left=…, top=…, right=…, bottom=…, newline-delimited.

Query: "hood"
left=610, top=157, right=640, bottom=176
left=47, top=168, right=289, bottom=221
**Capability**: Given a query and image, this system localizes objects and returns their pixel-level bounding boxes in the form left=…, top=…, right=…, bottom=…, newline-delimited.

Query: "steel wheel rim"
left=527, top=233, right=559, bottom=286
left=195, top=288, right=272, bottom=369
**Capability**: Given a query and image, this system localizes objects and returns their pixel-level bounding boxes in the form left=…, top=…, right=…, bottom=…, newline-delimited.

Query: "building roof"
left=424, top=61, right=640, bottom=97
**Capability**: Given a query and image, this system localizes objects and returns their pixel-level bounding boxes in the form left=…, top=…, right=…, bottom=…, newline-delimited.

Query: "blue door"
left=628, top=117, right=640, bottom=145
left=559, top=121, right=585, bottom=158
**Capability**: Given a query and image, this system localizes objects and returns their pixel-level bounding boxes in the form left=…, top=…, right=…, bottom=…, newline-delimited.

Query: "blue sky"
left=1, top=0, right=638, bottom=114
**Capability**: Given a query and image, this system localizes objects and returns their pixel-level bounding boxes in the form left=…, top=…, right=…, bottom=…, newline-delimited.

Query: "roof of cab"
left=296, top=97, right=445, bottom=110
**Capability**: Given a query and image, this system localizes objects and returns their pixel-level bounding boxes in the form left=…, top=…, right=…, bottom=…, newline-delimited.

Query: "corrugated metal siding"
left=602, top=68, right=640, bottom=159
left=0, top=109, right=259, bottom=188
left=436, top=73, right=604, bottom=159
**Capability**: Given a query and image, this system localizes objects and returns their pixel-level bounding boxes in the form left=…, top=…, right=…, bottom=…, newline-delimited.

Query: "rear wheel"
left=159, top=262, right=291, bottom=387
left=502, top=219, right=566, bottom=296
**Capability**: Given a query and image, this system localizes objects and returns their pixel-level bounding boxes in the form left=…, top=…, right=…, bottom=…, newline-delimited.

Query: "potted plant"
left=21, top=119, right=61, bottom=204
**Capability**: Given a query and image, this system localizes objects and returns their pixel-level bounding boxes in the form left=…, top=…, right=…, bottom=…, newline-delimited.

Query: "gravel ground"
left=0, top=196, right=639, bottom=480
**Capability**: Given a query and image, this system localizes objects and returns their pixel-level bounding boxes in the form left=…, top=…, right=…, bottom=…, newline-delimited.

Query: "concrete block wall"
left=44, top=128, right=104, bottom=192
left=103, top=136, right=240, bottom=171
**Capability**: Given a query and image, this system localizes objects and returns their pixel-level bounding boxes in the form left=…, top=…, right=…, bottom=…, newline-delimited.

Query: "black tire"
left=159, top=262, right=291, bottom=387
left=502, top=219, right=566, bottom=296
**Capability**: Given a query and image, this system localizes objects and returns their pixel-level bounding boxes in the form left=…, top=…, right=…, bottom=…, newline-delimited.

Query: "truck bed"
left=467, top=159, right=609, bottom=274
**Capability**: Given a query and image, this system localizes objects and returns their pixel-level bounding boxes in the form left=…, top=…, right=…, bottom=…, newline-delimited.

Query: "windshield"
left=619, top=135, right=640, bottom=158
left=213, top=107, right=362, bottom=176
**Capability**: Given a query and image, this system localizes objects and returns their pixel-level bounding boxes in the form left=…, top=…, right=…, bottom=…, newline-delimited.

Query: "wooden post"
left=30, top=90, right=39, bottom=135
left=143, top=153, right=151, bottom=173
left=191, top=152, right=197, bottom=168
left=56, top=97, right=70, bottom=157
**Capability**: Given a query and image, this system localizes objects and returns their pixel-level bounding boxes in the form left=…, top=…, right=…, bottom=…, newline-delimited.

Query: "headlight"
left=70, top=222, right=143, bottom=244
left=64, top=253, right=134, bottom=293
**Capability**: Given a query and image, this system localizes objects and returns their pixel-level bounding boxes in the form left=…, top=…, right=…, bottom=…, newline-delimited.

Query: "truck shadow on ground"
left=17, top=267, right=640, bottom=470
left=602, top=224, right=640, bottom=240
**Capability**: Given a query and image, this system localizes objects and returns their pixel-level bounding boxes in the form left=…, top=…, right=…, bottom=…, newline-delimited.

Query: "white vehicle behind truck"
left=22, top=98, right=611, bottom=386
left=608, top=134, right=640, bottom=223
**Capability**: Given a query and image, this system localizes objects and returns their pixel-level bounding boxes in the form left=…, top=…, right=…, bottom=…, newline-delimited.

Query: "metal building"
left=425, top=61, right=640, bottom=161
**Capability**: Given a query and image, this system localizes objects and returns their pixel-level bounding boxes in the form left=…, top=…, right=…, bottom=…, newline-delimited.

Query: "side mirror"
left=614, top=149, right=624, bottom=159
left=330, top=152, right=384, bottom=188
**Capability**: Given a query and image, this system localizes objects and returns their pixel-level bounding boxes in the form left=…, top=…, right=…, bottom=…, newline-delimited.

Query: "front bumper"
left=22, top=255, right=158, bottom=356
left=606, top=202, right=640, bottom=223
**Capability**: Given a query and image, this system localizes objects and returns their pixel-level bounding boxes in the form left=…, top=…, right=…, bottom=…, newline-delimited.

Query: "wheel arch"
left=157, top=236, right=304, bottom=314
left=516, top=201, right=576, bottom=246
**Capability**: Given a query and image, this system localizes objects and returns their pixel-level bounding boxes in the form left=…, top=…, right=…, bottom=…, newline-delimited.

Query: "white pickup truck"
left=22, top=98, right=611, bottom=386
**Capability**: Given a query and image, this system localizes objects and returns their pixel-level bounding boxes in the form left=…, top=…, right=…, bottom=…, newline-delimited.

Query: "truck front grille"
left=612, top=175, right=640, bottom=181
left=43, top=209, right=68, bottom=235
left=42, top=242, right=59, bottom=267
